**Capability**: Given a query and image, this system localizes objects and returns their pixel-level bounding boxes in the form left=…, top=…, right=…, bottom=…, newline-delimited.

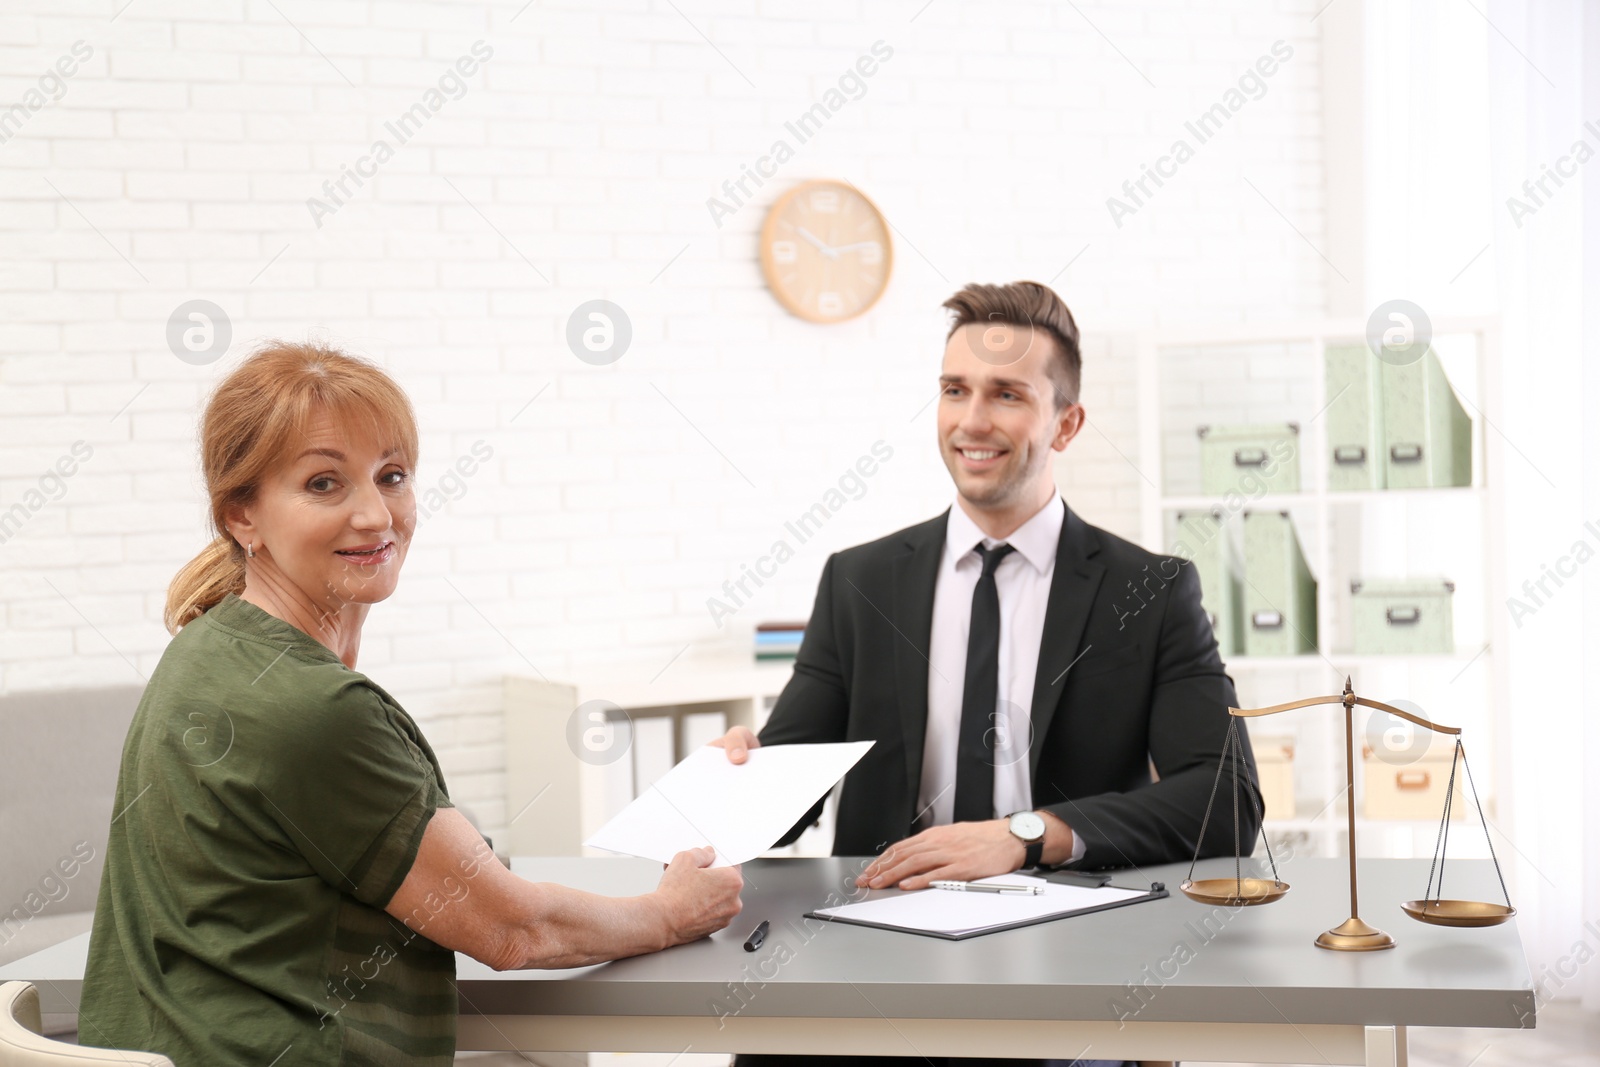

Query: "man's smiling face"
left=937, top=321, right=1081, bottom=519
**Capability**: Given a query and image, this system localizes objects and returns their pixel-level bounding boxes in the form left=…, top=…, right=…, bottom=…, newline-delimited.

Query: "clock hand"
left=795, top=226, right=838, bottom=259
left=832, top=241, right=880, bottom=254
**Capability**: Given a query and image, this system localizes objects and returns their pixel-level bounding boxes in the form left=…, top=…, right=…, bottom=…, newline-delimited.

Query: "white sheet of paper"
left=583, top=741, right=873, bottom=867
left=812, top=874, right=1148, bottom=936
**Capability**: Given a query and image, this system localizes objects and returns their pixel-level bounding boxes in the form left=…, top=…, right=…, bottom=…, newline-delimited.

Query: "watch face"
left=1010, top=811, right=1046, bottom=841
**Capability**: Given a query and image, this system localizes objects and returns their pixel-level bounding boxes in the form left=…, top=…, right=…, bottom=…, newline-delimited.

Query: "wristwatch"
left=1006, top=810, right=1046, bottom=870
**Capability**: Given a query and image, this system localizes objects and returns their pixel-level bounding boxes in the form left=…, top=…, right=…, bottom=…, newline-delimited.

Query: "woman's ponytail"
left=164, top=534, right=246, bottom=634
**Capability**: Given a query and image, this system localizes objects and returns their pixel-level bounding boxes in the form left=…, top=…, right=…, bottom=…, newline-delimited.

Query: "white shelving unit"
left=1134, top=318, right=1510, bottom=861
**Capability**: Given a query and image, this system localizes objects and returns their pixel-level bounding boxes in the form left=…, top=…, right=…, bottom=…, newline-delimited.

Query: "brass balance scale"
left=1180, top=677, right=1515, bottom=951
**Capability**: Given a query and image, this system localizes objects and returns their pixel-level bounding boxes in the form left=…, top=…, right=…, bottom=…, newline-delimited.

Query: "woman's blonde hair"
left=164, top=341, right=419, bottom=633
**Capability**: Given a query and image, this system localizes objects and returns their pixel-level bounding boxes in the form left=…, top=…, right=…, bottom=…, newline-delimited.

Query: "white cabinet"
left=503, top=659, right=818, bottom=857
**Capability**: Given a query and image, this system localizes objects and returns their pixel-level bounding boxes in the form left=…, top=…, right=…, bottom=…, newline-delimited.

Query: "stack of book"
left=754, top=621, right=806, bottom=661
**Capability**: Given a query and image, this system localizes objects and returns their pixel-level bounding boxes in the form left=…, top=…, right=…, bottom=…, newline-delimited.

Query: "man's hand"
left=652, top=847, right=744, bottom=947
left=709, top=725, right=760, bottom=764
left=855, top=821, right=1026, bottom=891
left=856, top=812, right=1077, bottom=890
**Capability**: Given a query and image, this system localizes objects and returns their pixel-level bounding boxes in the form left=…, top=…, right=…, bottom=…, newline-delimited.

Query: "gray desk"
left=1, top=856, right=1534, bottom=1065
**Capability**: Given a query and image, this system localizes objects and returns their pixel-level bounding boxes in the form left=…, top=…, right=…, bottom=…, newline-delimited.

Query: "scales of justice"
left=1180, top=677, right=1515, bottom=951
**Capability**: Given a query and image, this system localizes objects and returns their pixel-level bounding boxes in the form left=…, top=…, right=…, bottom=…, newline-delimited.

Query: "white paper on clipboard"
left=810, top=874, right=1157, bottom=939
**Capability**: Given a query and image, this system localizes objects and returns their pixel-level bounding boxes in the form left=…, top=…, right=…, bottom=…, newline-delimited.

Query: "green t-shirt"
left=80, top=594, right=457, bottom=1067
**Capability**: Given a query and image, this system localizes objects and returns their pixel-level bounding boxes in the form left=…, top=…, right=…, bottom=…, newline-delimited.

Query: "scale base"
left=1315, top=916, right=1396, bottom=952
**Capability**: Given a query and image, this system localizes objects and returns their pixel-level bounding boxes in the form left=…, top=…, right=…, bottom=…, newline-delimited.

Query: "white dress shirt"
left=918, top=493, right=1063, bottom=831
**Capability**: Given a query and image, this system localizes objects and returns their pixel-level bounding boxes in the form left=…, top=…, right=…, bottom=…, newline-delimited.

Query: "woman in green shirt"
left=79, top=342, right=743, bottom=1066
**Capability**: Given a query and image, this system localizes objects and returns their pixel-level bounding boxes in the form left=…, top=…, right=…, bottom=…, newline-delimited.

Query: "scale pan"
left=1402, top=899, right=1516, bottom=927
left=1180, top=878, right=1289, bottom=907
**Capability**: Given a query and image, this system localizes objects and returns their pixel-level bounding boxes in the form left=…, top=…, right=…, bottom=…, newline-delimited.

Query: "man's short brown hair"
left=942, top=281, right=1082, bottom=408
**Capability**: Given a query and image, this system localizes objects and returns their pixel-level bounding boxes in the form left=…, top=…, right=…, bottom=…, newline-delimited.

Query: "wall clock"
left=759, top=179, right=893, bottom=324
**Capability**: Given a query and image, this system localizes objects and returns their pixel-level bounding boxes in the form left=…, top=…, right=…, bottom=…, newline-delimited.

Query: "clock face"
left=760, top=180, right=893, bottom=324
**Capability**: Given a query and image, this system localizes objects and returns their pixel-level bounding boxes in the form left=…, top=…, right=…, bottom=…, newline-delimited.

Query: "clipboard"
left=804, top=876, right=1168, bottom=941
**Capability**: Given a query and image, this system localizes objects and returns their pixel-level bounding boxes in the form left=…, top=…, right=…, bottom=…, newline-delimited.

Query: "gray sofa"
left=0, top=686, right=144, bottom=971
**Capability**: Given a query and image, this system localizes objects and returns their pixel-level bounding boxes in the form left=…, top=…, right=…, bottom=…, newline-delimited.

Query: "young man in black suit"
left=718, top=281, right=1258, bottom=1067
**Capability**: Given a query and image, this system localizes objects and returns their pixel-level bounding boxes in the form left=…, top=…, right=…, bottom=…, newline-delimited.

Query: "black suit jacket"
left=760, top=501, right=1261, bottom=870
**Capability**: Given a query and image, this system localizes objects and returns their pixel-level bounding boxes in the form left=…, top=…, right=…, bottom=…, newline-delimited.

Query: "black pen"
left=743, top=920, right=769, bottom=952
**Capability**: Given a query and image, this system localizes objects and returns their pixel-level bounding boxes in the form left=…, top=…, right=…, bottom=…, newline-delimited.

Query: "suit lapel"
left=1027, top=503, right=1105, bottom=780
left=892, top=512, right=946, bottom=810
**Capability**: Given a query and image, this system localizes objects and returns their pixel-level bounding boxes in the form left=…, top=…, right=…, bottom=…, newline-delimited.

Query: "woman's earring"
left=247, top=542, right=255, bottom=559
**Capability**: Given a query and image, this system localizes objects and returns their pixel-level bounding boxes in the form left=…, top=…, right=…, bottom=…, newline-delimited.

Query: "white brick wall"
left=0, top=0, right=1329, bottom=837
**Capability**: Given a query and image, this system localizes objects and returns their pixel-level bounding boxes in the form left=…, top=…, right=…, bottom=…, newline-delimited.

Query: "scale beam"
left=1228, top=695, right=1460, bottom=737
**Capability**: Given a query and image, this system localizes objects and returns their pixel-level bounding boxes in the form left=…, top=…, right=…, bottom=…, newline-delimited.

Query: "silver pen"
left=930, top=880, right=1044, bottom=895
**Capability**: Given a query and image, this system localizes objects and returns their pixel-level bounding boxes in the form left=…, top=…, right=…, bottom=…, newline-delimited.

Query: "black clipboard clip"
left=1038, top=869, right=1112, bottom=889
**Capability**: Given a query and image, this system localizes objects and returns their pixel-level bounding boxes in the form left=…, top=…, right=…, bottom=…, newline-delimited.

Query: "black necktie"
left=954, top=541, right=1015, bottom=823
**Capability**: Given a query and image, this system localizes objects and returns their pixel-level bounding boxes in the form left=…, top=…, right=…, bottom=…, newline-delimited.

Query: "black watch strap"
left=1021, top=837, right=1043, bottom=870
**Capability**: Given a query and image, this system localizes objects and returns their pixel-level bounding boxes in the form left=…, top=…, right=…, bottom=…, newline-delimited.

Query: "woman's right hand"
left=709, top=725, right=760, bottom=764
left=654, top=847, right=744, bottom=945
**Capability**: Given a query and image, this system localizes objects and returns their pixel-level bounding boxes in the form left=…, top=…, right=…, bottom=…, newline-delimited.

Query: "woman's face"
left=230, top=409, right=416, bottom=613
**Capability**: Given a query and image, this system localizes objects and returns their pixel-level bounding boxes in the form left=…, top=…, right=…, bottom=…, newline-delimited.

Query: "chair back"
left=0, top=983, right=172, bottom=1067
